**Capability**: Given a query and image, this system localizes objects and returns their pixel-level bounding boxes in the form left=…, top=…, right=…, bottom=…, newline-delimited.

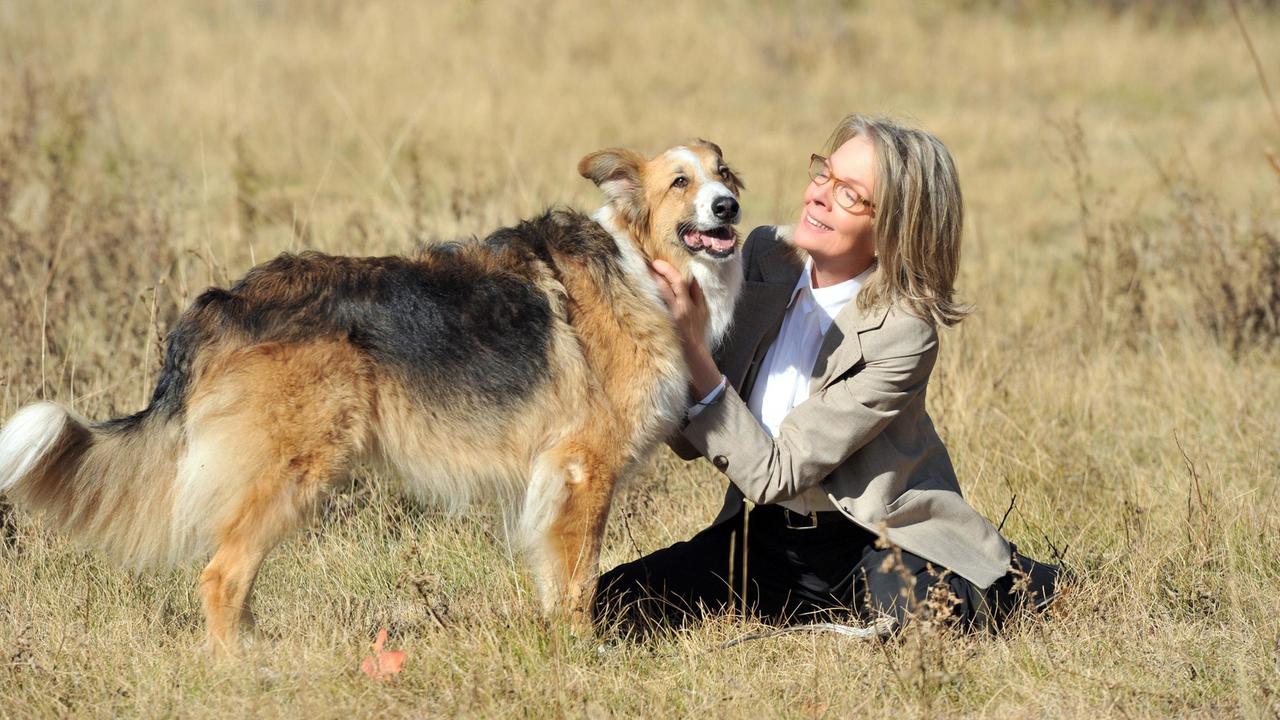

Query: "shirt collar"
left=787, top=256, right=873, bottom=322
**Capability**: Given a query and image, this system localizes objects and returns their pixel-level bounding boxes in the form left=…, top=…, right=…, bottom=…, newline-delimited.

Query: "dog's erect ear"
left=693, top=138, right=745, bottom=194
left=578, top=148, right=647, bottom=218
left=693, top=138, right=723, bottom=159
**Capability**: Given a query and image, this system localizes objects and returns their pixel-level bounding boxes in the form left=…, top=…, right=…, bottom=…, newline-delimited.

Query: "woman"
left=594, top=114, right=1062, bottom=635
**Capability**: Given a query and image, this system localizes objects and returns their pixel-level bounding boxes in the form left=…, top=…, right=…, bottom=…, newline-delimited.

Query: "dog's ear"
left=693, top=138, right=723, bottom=159
left=693, top=138, right=745, bottom=194
left=578, top=148, right=647, bottom=221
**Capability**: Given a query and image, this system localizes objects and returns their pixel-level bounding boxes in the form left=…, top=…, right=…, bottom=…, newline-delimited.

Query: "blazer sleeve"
left=663, top=224, right=770, bottom=462
left=678, top=312, right=937, bottom=505
left=665, top=427, right=704, bottom=461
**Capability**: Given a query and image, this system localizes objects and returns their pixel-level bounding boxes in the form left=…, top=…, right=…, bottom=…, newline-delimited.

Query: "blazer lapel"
left=717, top=281, right=792, bottom=392
left=758, top=236, right=806, bottom=285
left=716, top=239, right=804, bottom=394
left=809, top=298, right=889, bottom=393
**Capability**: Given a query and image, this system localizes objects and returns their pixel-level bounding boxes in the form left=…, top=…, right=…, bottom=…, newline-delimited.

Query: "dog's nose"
left=712, top=196, right=739, bottom=221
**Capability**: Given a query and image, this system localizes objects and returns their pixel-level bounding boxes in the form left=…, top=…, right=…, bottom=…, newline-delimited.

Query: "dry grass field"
left=2, top=0, right=1279, bottom=717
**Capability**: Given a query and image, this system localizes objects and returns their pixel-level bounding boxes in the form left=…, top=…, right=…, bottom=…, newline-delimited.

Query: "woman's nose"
left=804, top=178, right=831, bottom=208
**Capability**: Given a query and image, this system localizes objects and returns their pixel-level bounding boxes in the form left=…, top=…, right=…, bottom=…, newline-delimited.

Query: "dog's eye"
left=718, top=166, right=729, bottom=177
left=671, top=176, right=688, bottom=189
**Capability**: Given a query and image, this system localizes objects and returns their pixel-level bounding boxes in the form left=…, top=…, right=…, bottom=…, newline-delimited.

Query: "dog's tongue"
left=682, top=230, right=735, bottom=252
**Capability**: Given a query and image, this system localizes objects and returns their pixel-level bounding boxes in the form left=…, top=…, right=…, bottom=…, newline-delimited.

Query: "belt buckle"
left=784, top=509, right=820, bottom=530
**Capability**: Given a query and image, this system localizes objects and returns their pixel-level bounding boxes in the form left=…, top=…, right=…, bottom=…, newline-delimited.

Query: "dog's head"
left=578, top=140, right=744, bottom=267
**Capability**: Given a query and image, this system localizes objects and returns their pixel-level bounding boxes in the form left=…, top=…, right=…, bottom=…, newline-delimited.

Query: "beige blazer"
left=673, top=225, right=1013, bottom=589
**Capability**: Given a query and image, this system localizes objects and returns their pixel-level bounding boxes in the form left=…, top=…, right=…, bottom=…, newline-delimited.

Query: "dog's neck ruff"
left=588, top=205, right=742, bottom=350
left=589, top=205, right=666, bottom=308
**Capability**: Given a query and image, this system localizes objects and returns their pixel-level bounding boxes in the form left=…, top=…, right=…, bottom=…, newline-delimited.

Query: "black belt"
left=751, top=503, right=849, bottom=530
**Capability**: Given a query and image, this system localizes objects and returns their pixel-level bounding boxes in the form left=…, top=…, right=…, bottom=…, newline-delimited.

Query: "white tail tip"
left=0, top=402, right=69, bottom=493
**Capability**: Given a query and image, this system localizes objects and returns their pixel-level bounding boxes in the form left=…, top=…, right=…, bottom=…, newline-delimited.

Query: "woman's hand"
left=649, top=259, right=724, bottom=398
left=649, top=259, right=709, bottom=354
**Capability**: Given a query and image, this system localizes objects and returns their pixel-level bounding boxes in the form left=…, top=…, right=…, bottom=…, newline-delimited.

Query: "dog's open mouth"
left=679, top=224, right=737, bottom=257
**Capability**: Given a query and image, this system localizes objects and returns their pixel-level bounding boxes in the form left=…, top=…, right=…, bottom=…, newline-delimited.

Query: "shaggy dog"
left=0, top=140, right=744, bottom=652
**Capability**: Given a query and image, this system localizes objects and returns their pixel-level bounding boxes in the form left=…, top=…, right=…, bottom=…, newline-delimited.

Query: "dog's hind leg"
left=183, top=340, right=373, bottom=654
left=199, top=525, right=276, bottom=653
left=523, top=435, right=622, bottom=631
left=197, top=448, right=354, bottom=654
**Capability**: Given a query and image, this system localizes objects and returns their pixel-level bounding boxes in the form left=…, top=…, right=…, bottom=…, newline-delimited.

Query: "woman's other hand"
left=649, top=259, right=723, bottom=397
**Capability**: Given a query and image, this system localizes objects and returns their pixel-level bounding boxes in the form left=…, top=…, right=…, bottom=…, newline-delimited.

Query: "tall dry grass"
left=1, top=0, right=1278, bottom=717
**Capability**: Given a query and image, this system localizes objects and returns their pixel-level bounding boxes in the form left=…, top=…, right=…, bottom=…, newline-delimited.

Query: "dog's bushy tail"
left=0, top=402, right=185, bottom=568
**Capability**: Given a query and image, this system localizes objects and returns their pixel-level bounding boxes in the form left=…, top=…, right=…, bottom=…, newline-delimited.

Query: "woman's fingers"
left=650, top=259, right=687, bottom=299
left=650, top=259, right=693, bottom=317
left=648, top=258, right=709, bottom=356
left=649, top=267, right=677, bottom=307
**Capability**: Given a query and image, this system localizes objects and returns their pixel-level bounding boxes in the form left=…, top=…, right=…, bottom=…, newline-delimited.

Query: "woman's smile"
left=803, top=211, right=835, bottom=232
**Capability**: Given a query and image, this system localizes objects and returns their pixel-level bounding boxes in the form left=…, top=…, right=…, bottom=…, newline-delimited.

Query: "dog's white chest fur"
left=687, top=254, right=743, bottom=350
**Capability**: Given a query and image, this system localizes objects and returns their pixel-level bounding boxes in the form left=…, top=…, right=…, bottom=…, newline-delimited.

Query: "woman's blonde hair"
left=827, top=114, right=970, bottom=326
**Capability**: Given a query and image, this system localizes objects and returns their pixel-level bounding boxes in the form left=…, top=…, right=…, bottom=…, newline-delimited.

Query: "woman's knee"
left=854, top=547, right=988, bottom=632
left=855, top=544, right=1065, bottom=634
left=592, top=526, right=738, bottom=631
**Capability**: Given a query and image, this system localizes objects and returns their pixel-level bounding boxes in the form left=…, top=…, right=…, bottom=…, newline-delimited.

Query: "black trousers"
left=594, top=503, right=1061, bottom=636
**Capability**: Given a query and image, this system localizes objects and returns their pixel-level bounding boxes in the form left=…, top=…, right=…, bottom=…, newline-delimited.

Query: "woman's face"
left=792, top=135, right=877, bottom=266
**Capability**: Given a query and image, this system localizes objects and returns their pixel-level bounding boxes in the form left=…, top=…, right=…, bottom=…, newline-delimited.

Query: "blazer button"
left=712, top=455, right=729, bottom=471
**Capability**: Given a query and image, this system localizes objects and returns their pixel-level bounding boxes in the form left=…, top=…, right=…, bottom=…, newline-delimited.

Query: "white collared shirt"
left=690, top=257, right=873, bottom=513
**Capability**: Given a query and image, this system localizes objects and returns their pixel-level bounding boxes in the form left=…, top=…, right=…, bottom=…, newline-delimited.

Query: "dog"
left=0, top=140, right=744, bottom=652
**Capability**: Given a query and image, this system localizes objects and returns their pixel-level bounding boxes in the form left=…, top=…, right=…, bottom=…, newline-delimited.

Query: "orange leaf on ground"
left=360, top=627, right=407, bottom=681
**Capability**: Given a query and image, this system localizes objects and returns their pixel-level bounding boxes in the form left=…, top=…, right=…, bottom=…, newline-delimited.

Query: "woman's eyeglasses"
left=808, top=154, right=875, bottom=216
